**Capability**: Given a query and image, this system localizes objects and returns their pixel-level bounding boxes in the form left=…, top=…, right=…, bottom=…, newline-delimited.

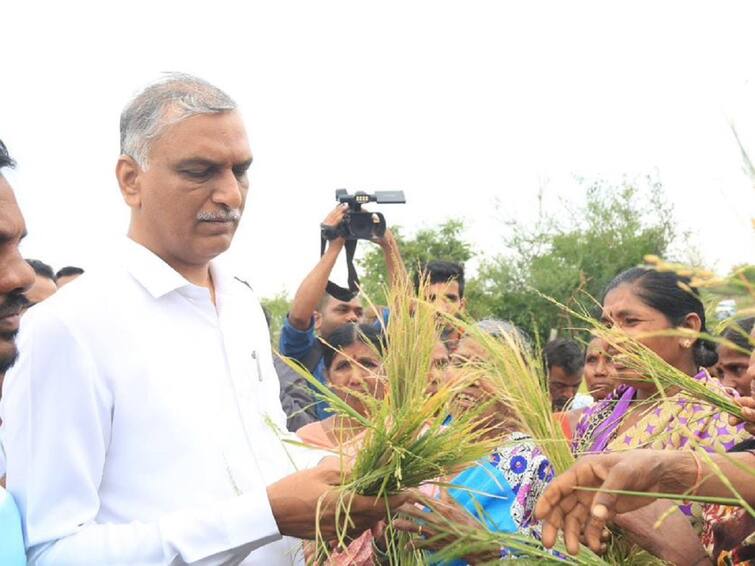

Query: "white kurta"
left=1, top=239, right=320, bottom=565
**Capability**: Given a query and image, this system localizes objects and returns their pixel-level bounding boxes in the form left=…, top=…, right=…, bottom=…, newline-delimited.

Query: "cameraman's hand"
left=323, top=204, right=348, bottom=230
left=371, top=226, right=396, bottom=249
left=267, top=457, right=410, bottom=540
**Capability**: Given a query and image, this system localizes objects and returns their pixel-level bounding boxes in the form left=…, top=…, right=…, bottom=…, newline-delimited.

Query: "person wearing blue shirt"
left=0, top=139, right=39, bottom=565
left=279, top=205, right=402, bottom=424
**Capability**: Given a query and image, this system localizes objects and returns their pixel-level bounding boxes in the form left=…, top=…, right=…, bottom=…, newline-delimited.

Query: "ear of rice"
left=280, top=275, right=504, bottom=563
left=536, top=291, right=746, bottom=420
left=411, top=497, right=609, bottom=565
left=454, top=317, right=576, bottom=474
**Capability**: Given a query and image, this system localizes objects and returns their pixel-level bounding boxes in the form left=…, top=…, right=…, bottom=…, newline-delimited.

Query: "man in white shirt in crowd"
left=1, top=74, right=403, bottom=564
left=0, top=139, right=36, bottom=480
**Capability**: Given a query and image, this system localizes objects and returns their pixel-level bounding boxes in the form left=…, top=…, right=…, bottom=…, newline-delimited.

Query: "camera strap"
left=320, top=235, right=360, bottom=303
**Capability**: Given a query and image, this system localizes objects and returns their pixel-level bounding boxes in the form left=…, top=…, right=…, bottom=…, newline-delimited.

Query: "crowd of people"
left=0, top=72, right=754, bottom=565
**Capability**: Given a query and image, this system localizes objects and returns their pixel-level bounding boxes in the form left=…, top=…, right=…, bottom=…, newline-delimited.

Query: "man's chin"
left=189, top=235, right=235, bottom=263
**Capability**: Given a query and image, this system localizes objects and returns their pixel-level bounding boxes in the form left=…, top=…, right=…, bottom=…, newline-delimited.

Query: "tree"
left=260, top=291, right=292, bottom=347
left=357, top=219, right=474, bottom=304
left=465, top=177, right=677, bottom=343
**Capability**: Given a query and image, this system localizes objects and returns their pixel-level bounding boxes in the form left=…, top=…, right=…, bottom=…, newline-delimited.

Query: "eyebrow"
left=176, top=157, right=254, bottom=169
left=175, top=158, right=220, bottom=169
left=234, top=158, right=253, bottom=170
left=601, top=308, right=636, bottom=322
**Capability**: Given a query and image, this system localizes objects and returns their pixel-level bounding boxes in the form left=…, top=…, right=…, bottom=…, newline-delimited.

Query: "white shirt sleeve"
left=2, top=309, right=282, bottom=566
left=243, top=292, right=331, bottom=472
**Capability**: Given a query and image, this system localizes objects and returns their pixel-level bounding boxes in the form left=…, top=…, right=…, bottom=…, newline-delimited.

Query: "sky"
left=2, top=1, right=754, bottom=298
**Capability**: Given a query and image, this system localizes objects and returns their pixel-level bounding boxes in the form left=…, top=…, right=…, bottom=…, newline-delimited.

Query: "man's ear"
left=313, top=310, right=322, bottom=332
left=459, top=297, right=467, bottom=312
left=116, top=155, right=143, bottom=209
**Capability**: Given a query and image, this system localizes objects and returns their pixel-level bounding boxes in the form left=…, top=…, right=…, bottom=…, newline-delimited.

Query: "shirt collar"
left=123, top=238, right=200, bottom=299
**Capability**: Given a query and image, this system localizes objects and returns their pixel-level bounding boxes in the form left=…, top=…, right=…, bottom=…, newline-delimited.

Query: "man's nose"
left=0, top=255, right=34, bottom=297
left=346, top=312, right=359, bottom=323
left=212, top=170, right=244, bottom=210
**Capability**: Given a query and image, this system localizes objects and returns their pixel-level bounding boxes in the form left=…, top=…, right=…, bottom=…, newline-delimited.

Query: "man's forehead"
left=429, top=280, right=460, bottom=294
left=330, top=297, right=362, bottom=309
left=550, top=365, right=582, bottom=382
left=150, top=111, right=252, bottom=164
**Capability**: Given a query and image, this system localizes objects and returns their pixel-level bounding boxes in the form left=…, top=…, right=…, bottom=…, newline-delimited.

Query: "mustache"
left=0, top=292, right=29, bottom=319
left=196, top=209, right=241, bottom=222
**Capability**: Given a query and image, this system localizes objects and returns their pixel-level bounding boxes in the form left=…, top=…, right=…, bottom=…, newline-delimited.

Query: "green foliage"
left=357, top=219, right=475, bottom=304
left=465, top=177, right=676, bottom=343
left=264, top=177, right=684, bottom=346
left=703, top=264, right=755, bottom=325
left=260, top=291, right=291, bottom=346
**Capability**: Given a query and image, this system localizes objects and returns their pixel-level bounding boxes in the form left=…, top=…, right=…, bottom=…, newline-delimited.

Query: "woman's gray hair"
left=120, top=72, right=237, bottom=168
left=475, top=319, right=532, bottom=350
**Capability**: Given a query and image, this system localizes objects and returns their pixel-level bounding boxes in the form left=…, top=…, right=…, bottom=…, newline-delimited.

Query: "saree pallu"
left=573, top=369, right=747, bottom=532
left=573, top=370, right=745, bottom=455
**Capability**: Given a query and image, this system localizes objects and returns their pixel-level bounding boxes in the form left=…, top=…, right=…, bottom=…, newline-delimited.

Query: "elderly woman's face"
left=448, top=337, right=516, bottom=432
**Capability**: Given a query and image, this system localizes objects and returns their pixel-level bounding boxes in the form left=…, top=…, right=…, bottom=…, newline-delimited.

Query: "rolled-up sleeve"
left=278, top=316, right=316, bottom=361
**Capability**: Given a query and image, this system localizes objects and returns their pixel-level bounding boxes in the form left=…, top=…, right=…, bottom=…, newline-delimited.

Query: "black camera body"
left=330, top=189, right=406, bottom=241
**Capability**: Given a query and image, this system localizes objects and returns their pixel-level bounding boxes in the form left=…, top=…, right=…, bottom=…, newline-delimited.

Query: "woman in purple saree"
left=571, top=267, right=747, bottom=558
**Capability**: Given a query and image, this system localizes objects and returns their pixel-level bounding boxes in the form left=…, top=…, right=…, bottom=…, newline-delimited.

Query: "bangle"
left=691, top=451, right=703, bottom=495
left=682, top=451, right=703, bottom=504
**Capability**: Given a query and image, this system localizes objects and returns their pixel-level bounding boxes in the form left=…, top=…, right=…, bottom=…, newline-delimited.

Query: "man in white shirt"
left=0, top=139, right=36, bottom=480
left=1, top=74, right=402, bottom=564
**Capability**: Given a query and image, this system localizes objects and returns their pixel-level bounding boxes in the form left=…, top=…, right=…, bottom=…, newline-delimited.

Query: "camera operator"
left=279, top=204, right=403, bottom=427
left=414, top=260, right=467, bottom=353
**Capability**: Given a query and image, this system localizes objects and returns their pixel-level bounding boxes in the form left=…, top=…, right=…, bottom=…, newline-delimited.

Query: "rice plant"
left=453, top=316, right=576, bottom=474
left=280, top=275, right=503, bottom=563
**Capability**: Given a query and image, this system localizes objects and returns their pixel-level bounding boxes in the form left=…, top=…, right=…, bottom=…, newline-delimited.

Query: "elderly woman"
left=398, top=321, right=558, bottom=563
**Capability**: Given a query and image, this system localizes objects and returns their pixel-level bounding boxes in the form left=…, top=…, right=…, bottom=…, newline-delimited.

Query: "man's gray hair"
left=120, top=72, right=237, bottom=168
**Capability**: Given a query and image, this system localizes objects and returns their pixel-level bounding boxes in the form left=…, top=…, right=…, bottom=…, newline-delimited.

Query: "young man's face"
left=548, top=365, right=583, bottom=411
left=426, top=280, right=465, bottom=318
left=315, top=296, right=364, bottom=337
left=0, top=177, right=35, bottom=377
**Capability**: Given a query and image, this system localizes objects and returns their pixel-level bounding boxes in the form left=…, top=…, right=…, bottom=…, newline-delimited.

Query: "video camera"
left=328, top=189, right=406, bottom=241
left=320, top=189, right=406, bottom=302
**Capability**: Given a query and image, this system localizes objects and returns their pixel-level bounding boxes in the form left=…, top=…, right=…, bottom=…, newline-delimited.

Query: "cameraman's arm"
left=288, top=206, right=346, bottom=331
left=377, top=228, right=406, bottom=290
